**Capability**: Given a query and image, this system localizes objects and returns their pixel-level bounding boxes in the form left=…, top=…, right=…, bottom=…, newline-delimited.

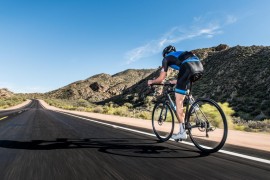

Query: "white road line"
left=45, top=107, right=270, bottom=165
left=0, top=116, right=8, bottom=121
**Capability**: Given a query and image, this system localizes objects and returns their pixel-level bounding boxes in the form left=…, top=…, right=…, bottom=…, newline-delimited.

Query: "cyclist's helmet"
left=162, top=45, right=176, bottom=57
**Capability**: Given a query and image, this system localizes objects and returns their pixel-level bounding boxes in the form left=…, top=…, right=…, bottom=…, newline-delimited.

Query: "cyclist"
left=148, top=45, right=203, bottom=140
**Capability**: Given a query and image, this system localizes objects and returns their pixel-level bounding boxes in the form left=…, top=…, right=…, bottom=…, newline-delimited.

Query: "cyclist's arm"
left=148, top=58, right=168, bottom=85
left=148, top=71, right=166, bottom=85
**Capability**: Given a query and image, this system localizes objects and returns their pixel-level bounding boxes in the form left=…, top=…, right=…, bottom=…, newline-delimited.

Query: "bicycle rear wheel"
left=186, top=98, right=228, bottom=153
left=152, top=102, right=174, bottom=142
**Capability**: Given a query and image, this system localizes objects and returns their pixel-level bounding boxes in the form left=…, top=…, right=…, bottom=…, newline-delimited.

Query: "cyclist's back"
left=162, top=50, right=204, bottom=95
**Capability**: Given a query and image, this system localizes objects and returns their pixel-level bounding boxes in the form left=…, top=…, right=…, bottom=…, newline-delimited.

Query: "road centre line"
left=0, top=116, right=8, bottom=121
left=52, top=109, right=270, bottom=165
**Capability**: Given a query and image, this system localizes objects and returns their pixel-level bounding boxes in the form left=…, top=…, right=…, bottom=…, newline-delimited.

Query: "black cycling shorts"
left=175, top=60, right=203, bottom=95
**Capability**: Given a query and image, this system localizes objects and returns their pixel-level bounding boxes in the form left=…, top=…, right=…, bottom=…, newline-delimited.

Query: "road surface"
left=0, top=100, right=269, bottom=179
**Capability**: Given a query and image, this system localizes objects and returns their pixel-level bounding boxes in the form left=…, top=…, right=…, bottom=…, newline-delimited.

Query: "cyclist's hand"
left=147, top=80, right=153, bottom=86
left=169, top=80, right=177, bottom=84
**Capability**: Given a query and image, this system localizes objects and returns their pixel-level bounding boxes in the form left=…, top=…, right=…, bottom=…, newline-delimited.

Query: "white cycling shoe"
left=171, top=131, right=187, bottom=140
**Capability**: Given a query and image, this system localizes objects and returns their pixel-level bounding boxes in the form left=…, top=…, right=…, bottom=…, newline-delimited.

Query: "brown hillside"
left=0, top=88, right=14, bottom=98
left=46, top=69, right=155, bottom=102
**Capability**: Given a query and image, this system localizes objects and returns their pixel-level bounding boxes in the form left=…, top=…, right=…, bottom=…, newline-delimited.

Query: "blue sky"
left=0, top=0, right=270, bottom=93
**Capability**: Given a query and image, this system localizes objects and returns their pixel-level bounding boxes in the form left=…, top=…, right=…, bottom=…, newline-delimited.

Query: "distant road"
left=0, top=100, right=269, bottom=180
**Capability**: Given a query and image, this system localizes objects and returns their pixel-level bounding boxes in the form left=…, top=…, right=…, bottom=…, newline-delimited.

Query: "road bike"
left=151, top=82, right=228, bottom=153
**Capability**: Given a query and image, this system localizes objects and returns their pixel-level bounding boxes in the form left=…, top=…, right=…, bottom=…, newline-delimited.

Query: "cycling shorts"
left=175, top=58, right=203, bottom=95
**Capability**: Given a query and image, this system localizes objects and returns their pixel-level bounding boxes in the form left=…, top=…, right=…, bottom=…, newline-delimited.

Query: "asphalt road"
left=0, top=100, right=269, bottom=180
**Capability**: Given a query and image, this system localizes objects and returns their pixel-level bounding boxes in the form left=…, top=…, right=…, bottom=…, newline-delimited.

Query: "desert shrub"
left=0, top=96, right=26, bottom=109
left=93, top=106, right=104, bottom=113
left=243, top=126, right=252, bottom=132
left=0, top=100, right=6, bottom=107
left=113, top=106, right=129, bottom=116
left=123, top=103, right=133, bottom=109
left=76, top=107, right=86, bottom=111
left=233, top=118, right=270, bottom=133
left=76, top=99, right=90, bottom=107
left=62, top=105, right=76, bottom=110
left=247, top=120, right=270, bottom=132
left=103, top=105, right=130, bottom=116
left=103, top=105, right=115, bottom=115
left=85, top=107, right=93, bottom=112
left=218, top=102, right=234, bottom=129
left=136, top=111, right=151, bottom=120
left=233, top=125, right=246, bottom=131
left=199, top=102, right=234, bottom=129
left=44, top=98, right=95, bottom=111
left=144, top=96, right=153, bottom=107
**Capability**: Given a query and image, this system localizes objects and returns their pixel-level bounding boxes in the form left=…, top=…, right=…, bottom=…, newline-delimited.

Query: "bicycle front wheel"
left=152, top=102, right=174, bottom=142
left=187, top=98, right=228, bottom=153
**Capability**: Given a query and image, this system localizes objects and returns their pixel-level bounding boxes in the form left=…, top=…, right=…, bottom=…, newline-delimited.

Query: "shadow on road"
left=0, top=138, right=210, bottom=158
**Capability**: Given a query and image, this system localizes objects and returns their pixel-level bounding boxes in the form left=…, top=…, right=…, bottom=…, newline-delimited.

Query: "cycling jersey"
left=162, top=51, right=203, bottom=95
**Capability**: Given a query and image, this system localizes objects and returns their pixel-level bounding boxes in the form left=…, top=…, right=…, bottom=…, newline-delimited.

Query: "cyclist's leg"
left=175, top=93, right=185, bottom=124
left=172, top=66, right=190, bottom=139
left=175, top=65, right=190, bottom=124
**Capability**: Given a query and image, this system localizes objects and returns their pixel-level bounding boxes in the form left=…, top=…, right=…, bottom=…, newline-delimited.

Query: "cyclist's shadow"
left=0, top=138, right=210, bottom=158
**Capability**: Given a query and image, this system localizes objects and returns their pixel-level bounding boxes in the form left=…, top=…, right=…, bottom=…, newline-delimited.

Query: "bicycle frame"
left=156, top=83, right=203, bottom=130
left=161, top=83, right=192, bottom=123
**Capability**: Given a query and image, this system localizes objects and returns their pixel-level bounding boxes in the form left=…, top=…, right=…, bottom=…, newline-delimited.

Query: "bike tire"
left=186, top=98, right=228, bottom=153
left=152, top=101, right=175, bottom=142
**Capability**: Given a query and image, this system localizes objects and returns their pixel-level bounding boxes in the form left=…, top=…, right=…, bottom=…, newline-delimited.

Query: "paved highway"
left=0, top=100, right=269, bottom=180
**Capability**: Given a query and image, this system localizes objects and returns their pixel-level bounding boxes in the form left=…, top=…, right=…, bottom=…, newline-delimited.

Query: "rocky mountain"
left=0, top=88, right=14, bottom=98
left=193, top=45, right=270, bottom=120
left=46, top=69, right=155, bottom=102
left=45, top=44, right=270, bottom=120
